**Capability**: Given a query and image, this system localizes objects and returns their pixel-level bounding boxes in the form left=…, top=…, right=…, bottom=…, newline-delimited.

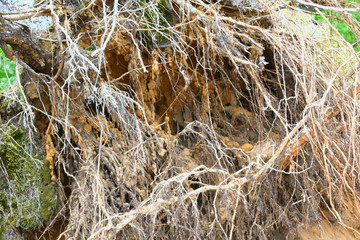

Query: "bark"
left=0, top=16, right=53, bottom=75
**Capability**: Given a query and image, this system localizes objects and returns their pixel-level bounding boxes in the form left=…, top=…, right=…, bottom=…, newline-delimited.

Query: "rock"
left=0, top=0, right=51, bottom=32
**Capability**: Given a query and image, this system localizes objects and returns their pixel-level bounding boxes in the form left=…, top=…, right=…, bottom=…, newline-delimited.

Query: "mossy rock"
left=0, top=125, right=58, bottom=239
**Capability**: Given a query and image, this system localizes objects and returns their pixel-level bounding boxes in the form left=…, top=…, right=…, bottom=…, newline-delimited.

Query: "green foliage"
left=0, top=125, right=57, bottom=239
left=139, top=0, right=173, bottom=46
left=0, top=48, right=16, bottom=91
left=311, top=1, right=360, bottom=51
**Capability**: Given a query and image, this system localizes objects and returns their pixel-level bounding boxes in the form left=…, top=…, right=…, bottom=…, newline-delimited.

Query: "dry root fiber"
left=1, top=0, right=360, bottom=239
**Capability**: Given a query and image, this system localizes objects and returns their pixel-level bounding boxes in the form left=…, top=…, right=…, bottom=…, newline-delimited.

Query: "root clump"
left=0, top=0, right=360, bottom=239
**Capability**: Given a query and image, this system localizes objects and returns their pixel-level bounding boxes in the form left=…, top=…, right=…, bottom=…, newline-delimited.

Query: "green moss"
left=86, top=43, right=97, bottom=52
left=0, top=125, right=57, bottom=238
left=40, top=184, right=57, bottom=221
left=0, top=225, right=5, bottom=240
left=48, top=24, right=54, bottom=32
left=41, top=160, right=52, bottom=183
left=139, top=0, right=173, bottom=46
